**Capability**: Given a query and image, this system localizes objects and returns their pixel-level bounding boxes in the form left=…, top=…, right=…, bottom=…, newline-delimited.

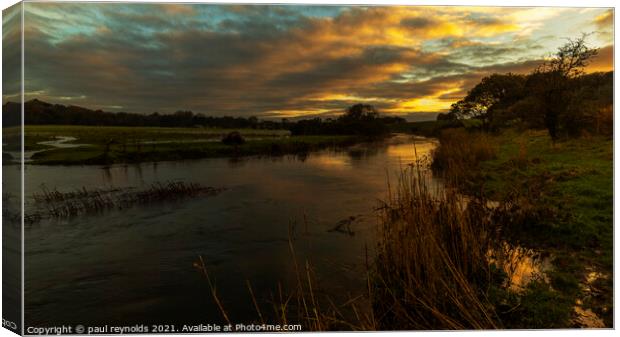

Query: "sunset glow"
left=3, top=4, right=613, bottom=120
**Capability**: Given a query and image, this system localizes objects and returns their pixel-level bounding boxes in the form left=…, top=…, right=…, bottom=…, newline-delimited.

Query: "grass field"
left=3, top=125, right=361, bottom=165
left=479, top=130, right=612, bottom=258
left=432, top=128, right=613, bottom=327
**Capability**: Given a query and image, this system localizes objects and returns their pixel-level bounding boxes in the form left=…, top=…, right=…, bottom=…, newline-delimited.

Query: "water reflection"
left=492, top=243, right=553, bottom=292
left=24, top=135, right=437, bottom=326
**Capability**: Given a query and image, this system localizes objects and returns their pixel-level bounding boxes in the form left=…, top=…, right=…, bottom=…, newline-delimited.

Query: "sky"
left=2, top=3, right=614, bottom=120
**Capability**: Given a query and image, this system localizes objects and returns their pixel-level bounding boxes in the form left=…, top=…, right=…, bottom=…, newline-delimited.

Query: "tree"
left=248, top=116, right=259, bottom=129
left=447, top=73, right=526, bottom=129
left=436, top=112, right=456, bottom=121
left=339, top=103, right=380, bottom=122
left=528, top=34, right=599, bottom=140
left=337, top=104, right=388, bottom=138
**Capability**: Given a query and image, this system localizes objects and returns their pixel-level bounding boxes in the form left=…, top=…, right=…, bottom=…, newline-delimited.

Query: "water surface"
left=24, top=135, right=438, bottom=327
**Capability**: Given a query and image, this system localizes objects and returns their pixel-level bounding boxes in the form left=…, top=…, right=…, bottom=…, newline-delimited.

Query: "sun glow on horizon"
left=2, top=4, right=611, bottom=117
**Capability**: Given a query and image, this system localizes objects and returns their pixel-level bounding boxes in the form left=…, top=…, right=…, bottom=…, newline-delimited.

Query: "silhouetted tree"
left=339, top=103, right=380, bottom=122
left=447, top=73, right=526, bottom=129
left=338, top=104, right=388, bottom=138
left=528, top=34, right=599, bottom=140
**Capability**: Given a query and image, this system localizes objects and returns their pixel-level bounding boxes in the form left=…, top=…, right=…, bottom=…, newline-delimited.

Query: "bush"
left=221, top=131, right=245, bottom=145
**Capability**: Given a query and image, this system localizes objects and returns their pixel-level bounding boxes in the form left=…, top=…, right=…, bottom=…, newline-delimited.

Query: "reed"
left=33, top=185, right=125, bottom=203
left=27, top=182, right=225, bottom=223
left=431, top=128, right=496, bottom=188
left=372, top=164, right=502, bottom=329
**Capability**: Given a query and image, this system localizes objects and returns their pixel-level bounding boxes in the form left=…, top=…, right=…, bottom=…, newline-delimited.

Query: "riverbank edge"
left=6, top=134, right=377, bottom=166
left=428, top=127, right=613, bottom=328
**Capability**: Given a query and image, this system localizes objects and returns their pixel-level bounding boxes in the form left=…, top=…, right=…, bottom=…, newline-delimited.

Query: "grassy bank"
left=4, top=125, right=363, bottom=165
left=432, top=128, right=613, bottom=327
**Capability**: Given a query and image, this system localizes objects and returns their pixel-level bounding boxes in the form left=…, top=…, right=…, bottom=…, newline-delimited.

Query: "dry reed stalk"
left=373, top=166, right=501, bottom=330
left=195, top=255, right=231, bottom=326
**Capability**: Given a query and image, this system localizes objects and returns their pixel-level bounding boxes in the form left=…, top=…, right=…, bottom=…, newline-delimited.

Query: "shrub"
left=221, top=131, right=245, bottom=145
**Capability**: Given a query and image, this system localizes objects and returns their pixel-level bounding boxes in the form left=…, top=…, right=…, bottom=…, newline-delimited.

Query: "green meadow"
left=430, top=128, right=613, bottom=327
left=5, top=125, right=360, bottom=165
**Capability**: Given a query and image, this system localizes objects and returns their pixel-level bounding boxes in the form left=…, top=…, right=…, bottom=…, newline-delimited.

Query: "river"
left=23, top=135, right=439, bottom=327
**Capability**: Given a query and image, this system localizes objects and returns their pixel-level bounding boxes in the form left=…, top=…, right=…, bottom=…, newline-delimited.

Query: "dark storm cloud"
left=17, top=4, right=614, bottom=117
left=400, top=17, right=435, bottom=29
left=2, top=3, right=22, bottom=103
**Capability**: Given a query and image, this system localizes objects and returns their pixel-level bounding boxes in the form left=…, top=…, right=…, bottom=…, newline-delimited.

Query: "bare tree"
left=529, top=34, right=599, bottom=140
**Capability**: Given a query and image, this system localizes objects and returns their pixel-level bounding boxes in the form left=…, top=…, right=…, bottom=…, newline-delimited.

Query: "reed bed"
left=372, top=164, right=502, bottom=329
left=123, top=182, right=221, bottom=203
left=27, top=182, right=225, bottom=223
left=431, top=128, right=497, bottom=188
left=32, top=185, right=125, bottom=203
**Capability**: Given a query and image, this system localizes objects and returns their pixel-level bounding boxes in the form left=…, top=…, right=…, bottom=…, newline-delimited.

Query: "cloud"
left=2, top=3, right=22, bottom=104
left=594, top=9, right=613, bottom=42
left=17, top=3, right=614, bottom=119
left=594, top=9, right=613, bottom=29
left=588, top=45, right=614, bottom=73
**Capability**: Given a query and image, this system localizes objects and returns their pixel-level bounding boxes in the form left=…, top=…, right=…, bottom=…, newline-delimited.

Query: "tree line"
left=3, top=99, right=405, bottom=138
left=438, top=35, right=613, bottom=140
left=2, top=99, right=285, bottom=130
left=288, top=104, right=406, bottom=137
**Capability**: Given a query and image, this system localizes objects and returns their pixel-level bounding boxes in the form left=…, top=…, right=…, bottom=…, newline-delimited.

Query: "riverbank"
left=431, top=128, right=613, bottom=327
left=3, top=125, right=365, bottom=165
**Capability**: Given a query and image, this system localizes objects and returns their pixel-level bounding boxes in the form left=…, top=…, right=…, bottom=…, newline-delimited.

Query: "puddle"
left=6, top=136, right=93, bottom=162
left=573, top=304, right=605, bottom=328
left=491, top=247, right=609, bottom=328
left=571, top=266, right=609, bottom=328
left=38, top=136, right=90, bottom=149
left=490, top=243, right=553, bottom=292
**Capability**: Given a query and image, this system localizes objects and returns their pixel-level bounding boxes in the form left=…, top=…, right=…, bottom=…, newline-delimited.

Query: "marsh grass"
left=23, top=124, right=362, bottom=165
left=28, top=182, right=225, bottom=222
left=372, top=163, right=502, bottom=329
left=431, top=129, right=497, bottom=191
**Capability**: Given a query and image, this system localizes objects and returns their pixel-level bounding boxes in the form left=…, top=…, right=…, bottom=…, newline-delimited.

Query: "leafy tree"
left=447, top=73, right=526, bottom=129
left=339, top=103, right=380, bottom=122
left=248, top=116, right=259, bottom=128
left=436, top=112, right=455, bottom=121
left=338, top=104, right=389, bottom=137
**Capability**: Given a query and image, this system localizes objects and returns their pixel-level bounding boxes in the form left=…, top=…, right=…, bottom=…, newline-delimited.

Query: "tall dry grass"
left=372, top=163, right=502, bottom=329
left=431, top=129, right=497, bottom=188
